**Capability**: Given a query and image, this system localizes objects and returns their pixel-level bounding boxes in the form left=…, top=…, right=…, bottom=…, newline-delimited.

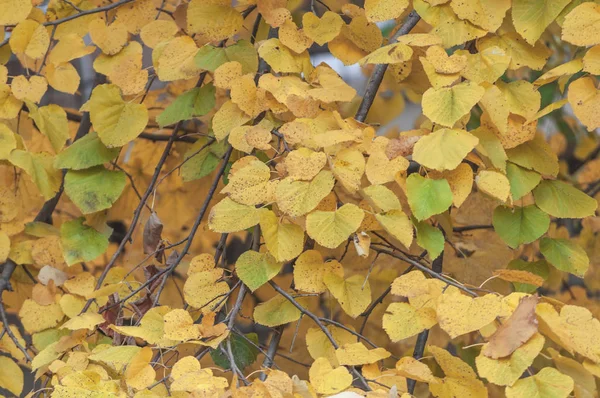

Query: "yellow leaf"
left=450, top=0, right=510, bottom=32
left=294, top=250, right=344, bottom=294
left=46, top=62, right=81, bottom=94
left=306, top=203, right=364, bottom=249
left=335, top=342, right=391, bottom=366
left=548, top=348, right=594, bottom=398
left=476, top=333, right=545, bottom=386
left=332, top=148, right=365, bottom=193
left=375, top=210, right=414, bottom=249
left=307, top=64, right=357, bottom=103
left=429, top=346, right=488, bottom=398
left=0, top=356, right=23, bottom=396
left=383, top=302, right=437, bottom=341
left=479, top=32, right=550, bottom=71
left=207, top=197, right=260, bottom=233
left=497, top=80, right=541, bottom=121
left=306, top=325, right=356, bottom=367
left=187, top=0, right=243, bottom=41
left=94, top=42, right=148, bottom=96
left=0, top=0, right=31, bottom=25
left=88, top=19, right=128, bottom=55
left=309, top=357, right=353, bottom=395
left=110, top=306, right=177, bottom=347
left=413, top=128, right=479, bottom=171
left=459, top=46, right=511, bottom=84
left=0, top=123, right=17, bottom=160
left=212, top=100, right=251, bottom=141
left=9, top=150, right=62, bottom=200
left=505, top=367, right=574, bottom=398
left=302, top=11, right=343, bottom=46
left=153, top=36, right=201, bottom=82
left=258, top=38, right=312, bottom=74
left=583, top=45, right=600, bottom=75
left=115, top=0, right=155, bottom=34
left=0, top=232, right=8, bottom=263
left=359, top=42, right=414, bottom=65
left=9, top=19, right=49, bottom=60
left=422, top=82, right=485, bottom=127
left=365, top=150, right=409, bottom=185
left=140, top=20, right=179, bottom=49
left=437, top=293, right=502, bottom=338
left=254, top=294, right=306, bottom=327
left=283, top=148, right=326, bottom=181
left=364, top=0, right=409, bottom=22
left=279, top=19, right=313, bottom=54
left=329, top=15, right=383, bottom=65
left=125, top=347, right=156, bottom=391
left=323, top=273, right=371, bottom=318
left=18, top=298, right=64, bottom=333
left=562, top=3, right=600, bottom=46
left=0, top=83, right=22, bottom=119
left=395, top=356, right=437, bottom=383
left=60, top=312, right=104, bottom=331
left=512, top=0, right=571, bottom=45
left=475, top=170, right=510, bottom=201
left=88, top=344, right=141, bottom=373
left=413, top=0, right=487, bottom=48
left=221, top=156, right=276, bottom=206
left=183, top=270, right=229, bottom=313
left=214, top=61, right=243, bottom=90
left=259, top=209, right=304, bottom=262
left=568, top=76, right=600, bottom=131
left=27, top=102, right=69, bottom=152
left=11, top=75, right=47, bottom=103
left=536, top=303, right=600, bottom=363
left=163, top=309, right=200, bottom=342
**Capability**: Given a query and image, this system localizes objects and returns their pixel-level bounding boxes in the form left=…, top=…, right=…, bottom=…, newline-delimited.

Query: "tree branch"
left=355, top=11, right=421, bottom=122
left=0, top=260, right=31, bottom=361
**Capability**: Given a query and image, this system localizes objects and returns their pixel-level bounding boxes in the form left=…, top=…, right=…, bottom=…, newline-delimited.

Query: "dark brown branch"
left=452, top=224, right=493, bottom=233
left=259, top=326, right=284, bottom=380
left=408, top=246, right=443, bottom=393
left=354, top=11, right=421, bottom=122
left=0, top=260, right=31, bottom=361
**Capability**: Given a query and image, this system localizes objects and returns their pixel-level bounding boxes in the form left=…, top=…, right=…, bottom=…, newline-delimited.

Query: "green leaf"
left=506, top=162, right=541, bottom=201
left=506, top=134, right=559, bottom=177
left=540, top=237, right=589, bottom=277
left=156, top=83, right=216, bottom=127
left=24, top=221, right=59, bottom=237
left=27, top=102, right=69, bottom=153
left=236, top=250, right=282, bottom=292
left=507, top=259, right=550, bottom=293
left=9, top=149, right=62, bottom=200
left=60, top=217, right=110, bottom=266
left=0, top=122, right=17, bottom=160
left=414, top=219, right=444, bottom=260
left=533, top=180, right=597, bottom=218
left=406, top=174, right=453, bottom=221
left=64, top=166, right=127, bottom=214
left=195, top=40, right=258, bottom=74
left=181, top=138, right=221, bottom=182
left=210, top=333, right=259, bottom=371
left=492, top=205, right=550, bottom=248
left=54, top=131, right=120, bottom=170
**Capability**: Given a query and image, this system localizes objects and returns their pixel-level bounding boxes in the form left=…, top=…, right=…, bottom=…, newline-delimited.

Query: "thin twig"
left=268, top=281, right=371, bottom=391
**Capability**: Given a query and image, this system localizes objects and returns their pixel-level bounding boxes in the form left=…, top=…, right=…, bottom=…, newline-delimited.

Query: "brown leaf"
left=493, top=269, right=544, bottom=287
left=483, top=295, right=539, bottom=359
left=143, top=212, right=163, bottom=254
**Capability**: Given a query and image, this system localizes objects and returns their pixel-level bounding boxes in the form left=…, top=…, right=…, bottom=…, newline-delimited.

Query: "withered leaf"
left=143, top=212, right=163, bottom=254
left=483, top=295, right=539, bottom=359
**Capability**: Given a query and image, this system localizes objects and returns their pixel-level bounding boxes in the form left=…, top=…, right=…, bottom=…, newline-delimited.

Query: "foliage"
left=1, top=0, right=600, bottom=397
